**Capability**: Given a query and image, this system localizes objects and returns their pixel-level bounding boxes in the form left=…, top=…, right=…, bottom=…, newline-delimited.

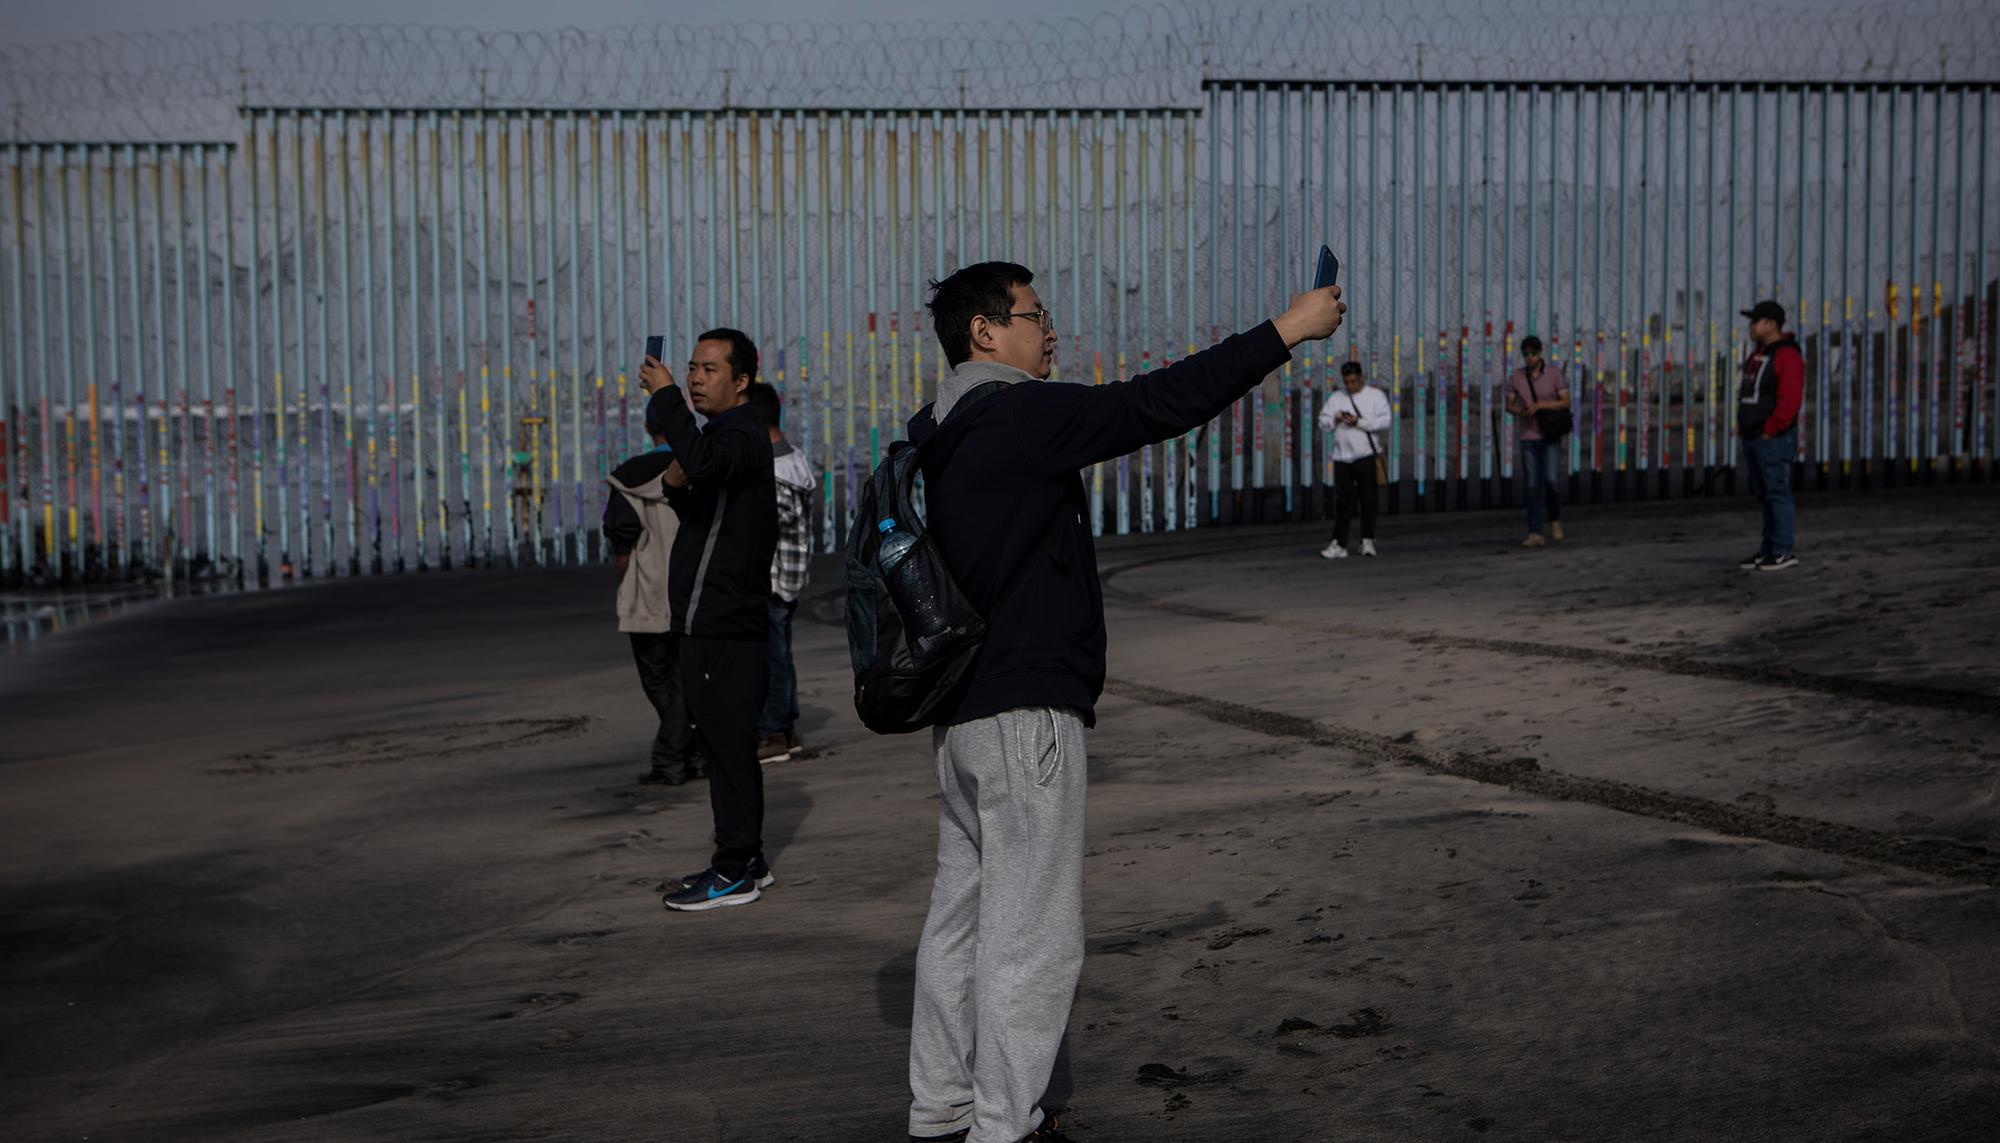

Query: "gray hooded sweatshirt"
left=606, top=468, right=680, bottom=633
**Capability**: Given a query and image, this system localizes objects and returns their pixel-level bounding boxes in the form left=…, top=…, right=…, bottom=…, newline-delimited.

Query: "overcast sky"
left=1, top=0, right=1139, bottom=43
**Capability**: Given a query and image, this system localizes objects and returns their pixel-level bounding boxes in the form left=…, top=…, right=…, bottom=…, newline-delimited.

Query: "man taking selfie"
left=904, top=261, right=1345, bottom=1143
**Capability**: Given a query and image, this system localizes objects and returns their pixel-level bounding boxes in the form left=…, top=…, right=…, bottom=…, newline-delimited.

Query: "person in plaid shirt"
left=751, top=382, right=817, bottom=763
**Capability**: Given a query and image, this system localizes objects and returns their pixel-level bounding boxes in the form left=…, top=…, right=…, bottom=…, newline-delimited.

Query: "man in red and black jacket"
left=1736, top=299, right=1803, bottom=571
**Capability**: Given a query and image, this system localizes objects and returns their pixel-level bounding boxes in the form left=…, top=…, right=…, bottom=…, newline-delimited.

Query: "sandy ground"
left=2, top=484, right=1997, bottom=1142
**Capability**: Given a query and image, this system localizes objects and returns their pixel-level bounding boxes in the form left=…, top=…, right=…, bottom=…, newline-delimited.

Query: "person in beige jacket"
left=604, top=393, right=706, bottom=785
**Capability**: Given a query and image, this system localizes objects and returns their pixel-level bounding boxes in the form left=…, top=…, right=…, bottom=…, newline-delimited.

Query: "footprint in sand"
left=1205, top=926, right=1273, bottom=951
left=486, top=991, right=581, bottom=1021
left=536, top=1028, right=582, bottom=1050
left=1134, top=1062, right=1247, bottom=1089
left=426, top=1076, right=485, bottom=1098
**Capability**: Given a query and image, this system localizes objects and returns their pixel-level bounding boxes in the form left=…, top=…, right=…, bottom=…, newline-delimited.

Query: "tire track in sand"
left=1101, top=677, right=2000, bottom=886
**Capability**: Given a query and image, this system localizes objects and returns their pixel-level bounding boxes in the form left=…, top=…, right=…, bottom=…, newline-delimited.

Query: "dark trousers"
left=630, top=632, right=704, bottom=777
left=1332, top=459, right=1379, bottom=545
left=758, top=596, right=800, bottom=738
left=1519, top=439, right=1564, bottom=535
left=681, top=635, right=770, bottom=879
left=1742, top=426, right=1798, bottom=556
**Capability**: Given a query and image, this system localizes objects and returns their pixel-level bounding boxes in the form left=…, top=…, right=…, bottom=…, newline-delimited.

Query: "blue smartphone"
left=644, top=334, right=665, bottom=363
left=1313, top=245, right=1340, bottom=290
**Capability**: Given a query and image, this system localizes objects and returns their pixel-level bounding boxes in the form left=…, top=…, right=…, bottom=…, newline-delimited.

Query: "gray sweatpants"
left=909, top=707, right=1087, bottom=1143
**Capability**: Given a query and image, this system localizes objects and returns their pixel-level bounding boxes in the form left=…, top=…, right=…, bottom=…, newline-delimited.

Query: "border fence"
left=2, top=4, right=1998, bottom=584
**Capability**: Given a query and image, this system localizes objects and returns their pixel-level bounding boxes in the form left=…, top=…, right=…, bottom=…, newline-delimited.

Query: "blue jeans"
left=1742, top=427, right=1798, bottom=557
left=758, top=595, right=800, bottom=738
left=1518, top=439, right=1564, bottom=536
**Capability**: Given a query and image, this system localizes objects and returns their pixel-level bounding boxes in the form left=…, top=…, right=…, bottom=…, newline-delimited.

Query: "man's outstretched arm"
left=1022, top=286, right=1346, bottom=476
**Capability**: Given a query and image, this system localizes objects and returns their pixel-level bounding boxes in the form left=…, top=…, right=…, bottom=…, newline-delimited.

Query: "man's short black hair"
left=926, top=261, right=1035, bottom=368
left=697, top=327, right=760, bottom=382
left=1339, top=360, right=1363, bottom=376
left=747, top=381, right=783, bottom=431
left=1520, top=334, right=1544, bottom=354
left=644, top=390, right=675, bottom=438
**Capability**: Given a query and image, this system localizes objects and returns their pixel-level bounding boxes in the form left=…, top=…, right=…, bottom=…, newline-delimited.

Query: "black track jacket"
left=654, top=392, right=777, bottom=642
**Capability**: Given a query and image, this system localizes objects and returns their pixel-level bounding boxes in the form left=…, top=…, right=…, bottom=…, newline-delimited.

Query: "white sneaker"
left=1360, top=539, right=1378, bottom=557
left=1319, top=542, right=1348, bottom=560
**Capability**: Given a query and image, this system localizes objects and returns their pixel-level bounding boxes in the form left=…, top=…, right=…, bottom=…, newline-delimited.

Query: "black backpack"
left=844, top=382, right=1057, bottom=735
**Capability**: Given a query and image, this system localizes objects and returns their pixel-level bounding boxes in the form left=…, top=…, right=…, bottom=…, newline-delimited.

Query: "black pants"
left=630, top=632, right=704, bottom=777
left=680, top=635, right=770, bottom=879
left=1332, top=459, right=1379, bottom=545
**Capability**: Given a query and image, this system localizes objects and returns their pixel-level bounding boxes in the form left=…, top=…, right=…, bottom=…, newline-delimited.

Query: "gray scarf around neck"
left=934, top=359, right=1035, bottom=422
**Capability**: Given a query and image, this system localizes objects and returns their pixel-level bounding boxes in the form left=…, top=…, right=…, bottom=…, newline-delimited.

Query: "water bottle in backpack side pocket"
left=876, top=517, right=952, bottom=659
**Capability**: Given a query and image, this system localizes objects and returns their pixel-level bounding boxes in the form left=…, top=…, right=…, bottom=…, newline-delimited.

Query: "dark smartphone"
left=1313, top=245, right=1340, bottom=290
left=643, top=334, right=665, bottom=364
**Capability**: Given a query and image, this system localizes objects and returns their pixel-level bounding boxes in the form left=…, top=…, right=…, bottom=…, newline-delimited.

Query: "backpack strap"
left=1343, top=389, right=1381, bottom=459
left=949, top=380, right=1009, bottom=418
left=911, top=377, right=1060, bottom=623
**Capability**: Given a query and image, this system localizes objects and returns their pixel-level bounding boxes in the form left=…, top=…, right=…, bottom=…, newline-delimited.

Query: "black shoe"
left=1021, top=1114, right=1079, bottom=1142
left=909, top=1131, right=969, bottom=1143
left=1738, top=552, right=1768, bottom=570
left=637, top=766, right=687, bottom=786
left=661, top=867, right=761, bottom=912
left=1757, top=553, right=1799, bottom=572
left=676, top=855, right=775, bottom=892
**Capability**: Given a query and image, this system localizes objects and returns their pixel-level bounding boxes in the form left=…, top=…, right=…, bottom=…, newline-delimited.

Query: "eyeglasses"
left=985, top=308, right=1054, bottom=331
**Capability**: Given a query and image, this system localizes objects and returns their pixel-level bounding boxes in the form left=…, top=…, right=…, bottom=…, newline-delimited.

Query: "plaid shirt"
left=770, top=442, right=816, bottom=602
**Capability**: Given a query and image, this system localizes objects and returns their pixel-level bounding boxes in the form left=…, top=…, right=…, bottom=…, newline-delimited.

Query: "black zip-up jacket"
left=654, top=392, right=776, bottom=641
left=910, top=321, right=1292, bottom=726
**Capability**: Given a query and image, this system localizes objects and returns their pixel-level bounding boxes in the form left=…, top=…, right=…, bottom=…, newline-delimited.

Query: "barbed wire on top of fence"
left=3, top=0, right=1999, bottom=143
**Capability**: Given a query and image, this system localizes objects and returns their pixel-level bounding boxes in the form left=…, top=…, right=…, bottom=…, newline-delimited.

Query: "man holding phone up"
left=904, top=261, right=1345, bottom=1143
left=639, top=329, right=779, bottom=912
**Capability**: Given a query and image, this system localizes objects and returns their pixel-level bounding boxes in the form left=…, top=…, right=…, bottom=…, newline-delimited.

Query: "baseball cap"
left=1740, top=300, right=1786, bottom=325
